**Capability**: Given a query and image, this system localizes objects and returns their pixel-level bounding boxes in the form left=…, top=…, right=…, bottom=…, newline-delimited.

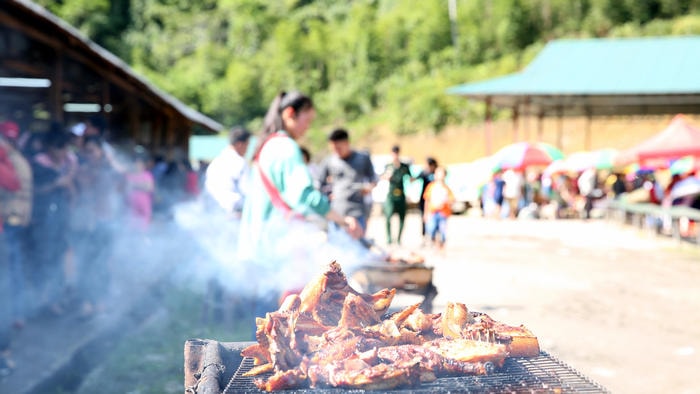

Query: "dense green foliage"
left=36, top=0, right=700, bottom=144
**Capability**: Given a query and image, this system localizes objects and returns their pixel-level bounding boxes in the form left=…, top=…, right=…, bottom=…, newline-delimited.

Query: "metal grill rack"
left=223, top=351, right=609, bottom=393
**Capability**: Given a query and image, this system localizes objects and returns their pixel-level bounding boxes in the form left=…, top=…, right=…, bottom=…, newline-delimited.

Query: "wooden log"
left=184, top=340, right=254, bottom=394
left=197, top=341, right=224, bottom=394
left=184, top=339, right=206, bottom=392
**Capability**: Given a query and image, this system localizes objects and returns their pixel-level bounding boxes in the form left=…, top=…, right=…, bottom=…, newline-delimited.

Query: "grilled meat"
left=425, top=338, right=507, bottom=366
left=278, top=294, right=301, bottom=312
left=306, top=358, right=422, bottom=390
left=442, top=302, right=471, bottom=339
left=403, top=308, right=435, bottom=334
left=241, top=261, right=538, bottom=391
left=366, top=288, right=396, bottom=315
left=377, top=343, right=495, bottom=379
left=242, top=362, right=273, bottom=377
left=389, top=302, right=421, bottom=327
left=263, top=312, right=303, bottom=371
left=338, top=293, right=381, bottom=328
left=254, top=368, right=308, bottom=391
left=240, top=343, right=269, bottom=367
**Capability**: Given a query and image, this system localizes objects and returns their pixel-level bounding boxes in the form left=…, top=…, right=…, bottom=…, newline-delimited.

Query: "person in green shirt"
left=382, top=145, right=413, bottom=245
left=237, top=91, right=361, bottom=320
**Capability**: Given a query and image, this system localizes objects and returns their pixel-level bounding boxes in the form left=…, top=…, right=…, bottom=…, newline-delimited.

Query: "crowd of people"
left=200, top=99, right=455, bottom=258
left=480, top=165, right=698, bottom=221
left=0, top=117, right=199, bottom=375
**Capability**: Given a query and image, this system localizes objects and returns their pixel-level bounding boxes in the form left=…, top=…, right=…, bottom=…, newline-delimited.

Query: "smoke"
left=171, top=201, right=383, bottom=297
left=16, top=139, right=383, bottom=327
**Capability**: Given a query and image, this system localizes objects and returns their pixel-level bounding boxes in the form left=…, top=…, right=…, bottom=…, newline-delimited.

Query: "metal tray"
left=223, top=351, right=609, bottom=393
left=349, top=264, right=437, bottom=313
left=349, top=264, right=434, bottom=293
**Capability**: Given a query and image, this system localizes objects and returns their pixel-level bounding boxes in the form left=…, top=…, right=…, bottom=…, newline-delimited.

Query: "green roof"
left=447, top=36, right=700, bottom=116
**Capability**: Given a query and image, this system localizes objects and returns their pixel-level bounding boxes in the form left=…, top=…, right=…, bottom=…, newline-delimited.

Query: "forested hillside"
left=35, top=0, right=700, bottom=147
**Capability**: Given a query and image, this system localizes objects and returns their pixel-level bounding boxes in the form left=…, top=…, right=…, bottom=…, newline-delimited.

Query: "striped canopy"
left=492, top=142, right=564, bottom=171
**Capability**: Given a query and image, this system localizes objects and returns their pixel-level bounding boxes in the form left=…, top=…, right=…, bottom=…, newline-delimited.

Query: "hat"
left=0, top=121, right=19, bottom=140
left=229, top=126, right=251, bottom=145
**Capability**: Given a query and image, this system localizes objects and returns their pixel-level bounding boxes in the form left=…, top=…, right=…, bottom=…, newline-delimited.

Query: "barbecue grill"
left=183, top=340, right=609, bottom=394
left=225, top=351, right=606, bottom=393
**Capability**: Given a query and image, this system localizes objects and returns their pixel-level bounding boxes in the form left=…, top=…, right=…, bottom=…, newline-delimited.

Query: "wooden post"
left=485, top=97, right=493, bottom=156
left=584, top=108, right=592, bottom=151
left=49, top=49, right=64, bottom=123
left=166, top=113, right=176, bottom=147
left=537, top=112, right=544, bottom=142
left=152, top=114, right=163, bottom=152
left=183, top=339, right=206, bottom=390
left=523, top=98, right=530, bottom=142
left=512, top=105, right=519, bottom=143
left=128, top=97, right=139, bottom=143
left=556, top=106, right=564, bottom=150
left=101, top=80, right=111, bottom=138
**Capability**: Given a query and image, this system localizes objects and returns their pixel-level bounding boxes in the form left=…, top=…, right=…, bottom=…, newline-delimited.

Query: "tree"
left=33, top=0, right=700, bottom=147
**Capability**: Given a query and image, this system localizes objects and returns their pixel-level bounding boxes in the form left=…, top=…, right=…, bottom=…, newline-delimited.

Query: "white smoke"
left=171, top=200, right=383, bottom=296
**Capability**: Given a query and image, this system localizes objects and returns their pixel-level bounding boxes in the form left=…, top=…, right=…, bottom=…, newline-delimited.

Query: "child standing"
left=125, top=153, right=155, bottom=231
left=422, top=167, right=454, bottom=250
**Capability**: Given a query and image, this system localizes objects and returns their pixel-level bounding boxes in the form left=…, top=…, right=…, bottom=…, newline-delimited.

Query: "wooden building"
left=0, top=0, right=222, bottom=153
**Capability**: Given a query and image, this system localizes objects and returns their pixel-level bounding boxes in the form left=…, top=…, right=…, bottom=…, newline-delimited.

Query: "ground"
left=366, top=211, right=700, bottom=394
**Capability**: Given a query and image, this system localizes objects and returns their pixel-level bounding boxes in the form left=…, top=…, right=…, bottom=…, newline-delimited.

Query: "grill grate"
left=223, top=351, right=608, bottom=393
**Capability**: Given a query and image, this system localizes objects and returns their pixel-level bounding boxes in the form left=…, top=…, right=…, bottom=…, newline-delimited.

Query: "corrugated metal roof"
left=10, top=0, right=224, bottom=133
left=448, top=35, right=700, bottom=96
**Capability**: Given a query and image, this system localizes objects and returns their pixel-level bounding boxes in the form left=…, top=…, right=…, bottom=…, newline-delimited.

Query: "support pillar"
left=153, top=114, right=163, bottom=152
left=584, top=108, right=592, bottom=151
left=128, top=98, right=139, bottom=143
left=101, top=80, right=111, bottom=138
left=49, top=50, right=64, bottom=123
left=556, top=106, right=564, bottom=150
left=537, top=112, right=544, bottom=142
left=523, top=98, right=530, bottom=142
left=166, top=113, right=176, bottom=147
left=485, top=97, right=493, bottom=156
left=512, top=105, right=519, bottom=143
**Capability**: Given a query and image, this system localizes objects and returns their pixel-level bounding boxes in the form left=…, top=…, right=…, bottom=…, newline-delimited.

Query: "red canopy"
left=616, top=114, right=700, bottom=168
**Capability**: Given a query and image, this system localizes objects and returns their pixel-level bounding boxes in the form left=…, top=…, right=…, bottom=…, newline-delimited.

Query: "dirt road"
left=365, top=213, right=700, bottom=394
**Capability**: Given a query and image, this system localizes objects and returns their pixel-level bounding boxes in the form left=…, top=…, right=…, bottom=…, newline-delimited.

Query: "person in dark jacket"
left=29, top=129, right=76, bottom=315
left=416, top=157, right=438, bottom=241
